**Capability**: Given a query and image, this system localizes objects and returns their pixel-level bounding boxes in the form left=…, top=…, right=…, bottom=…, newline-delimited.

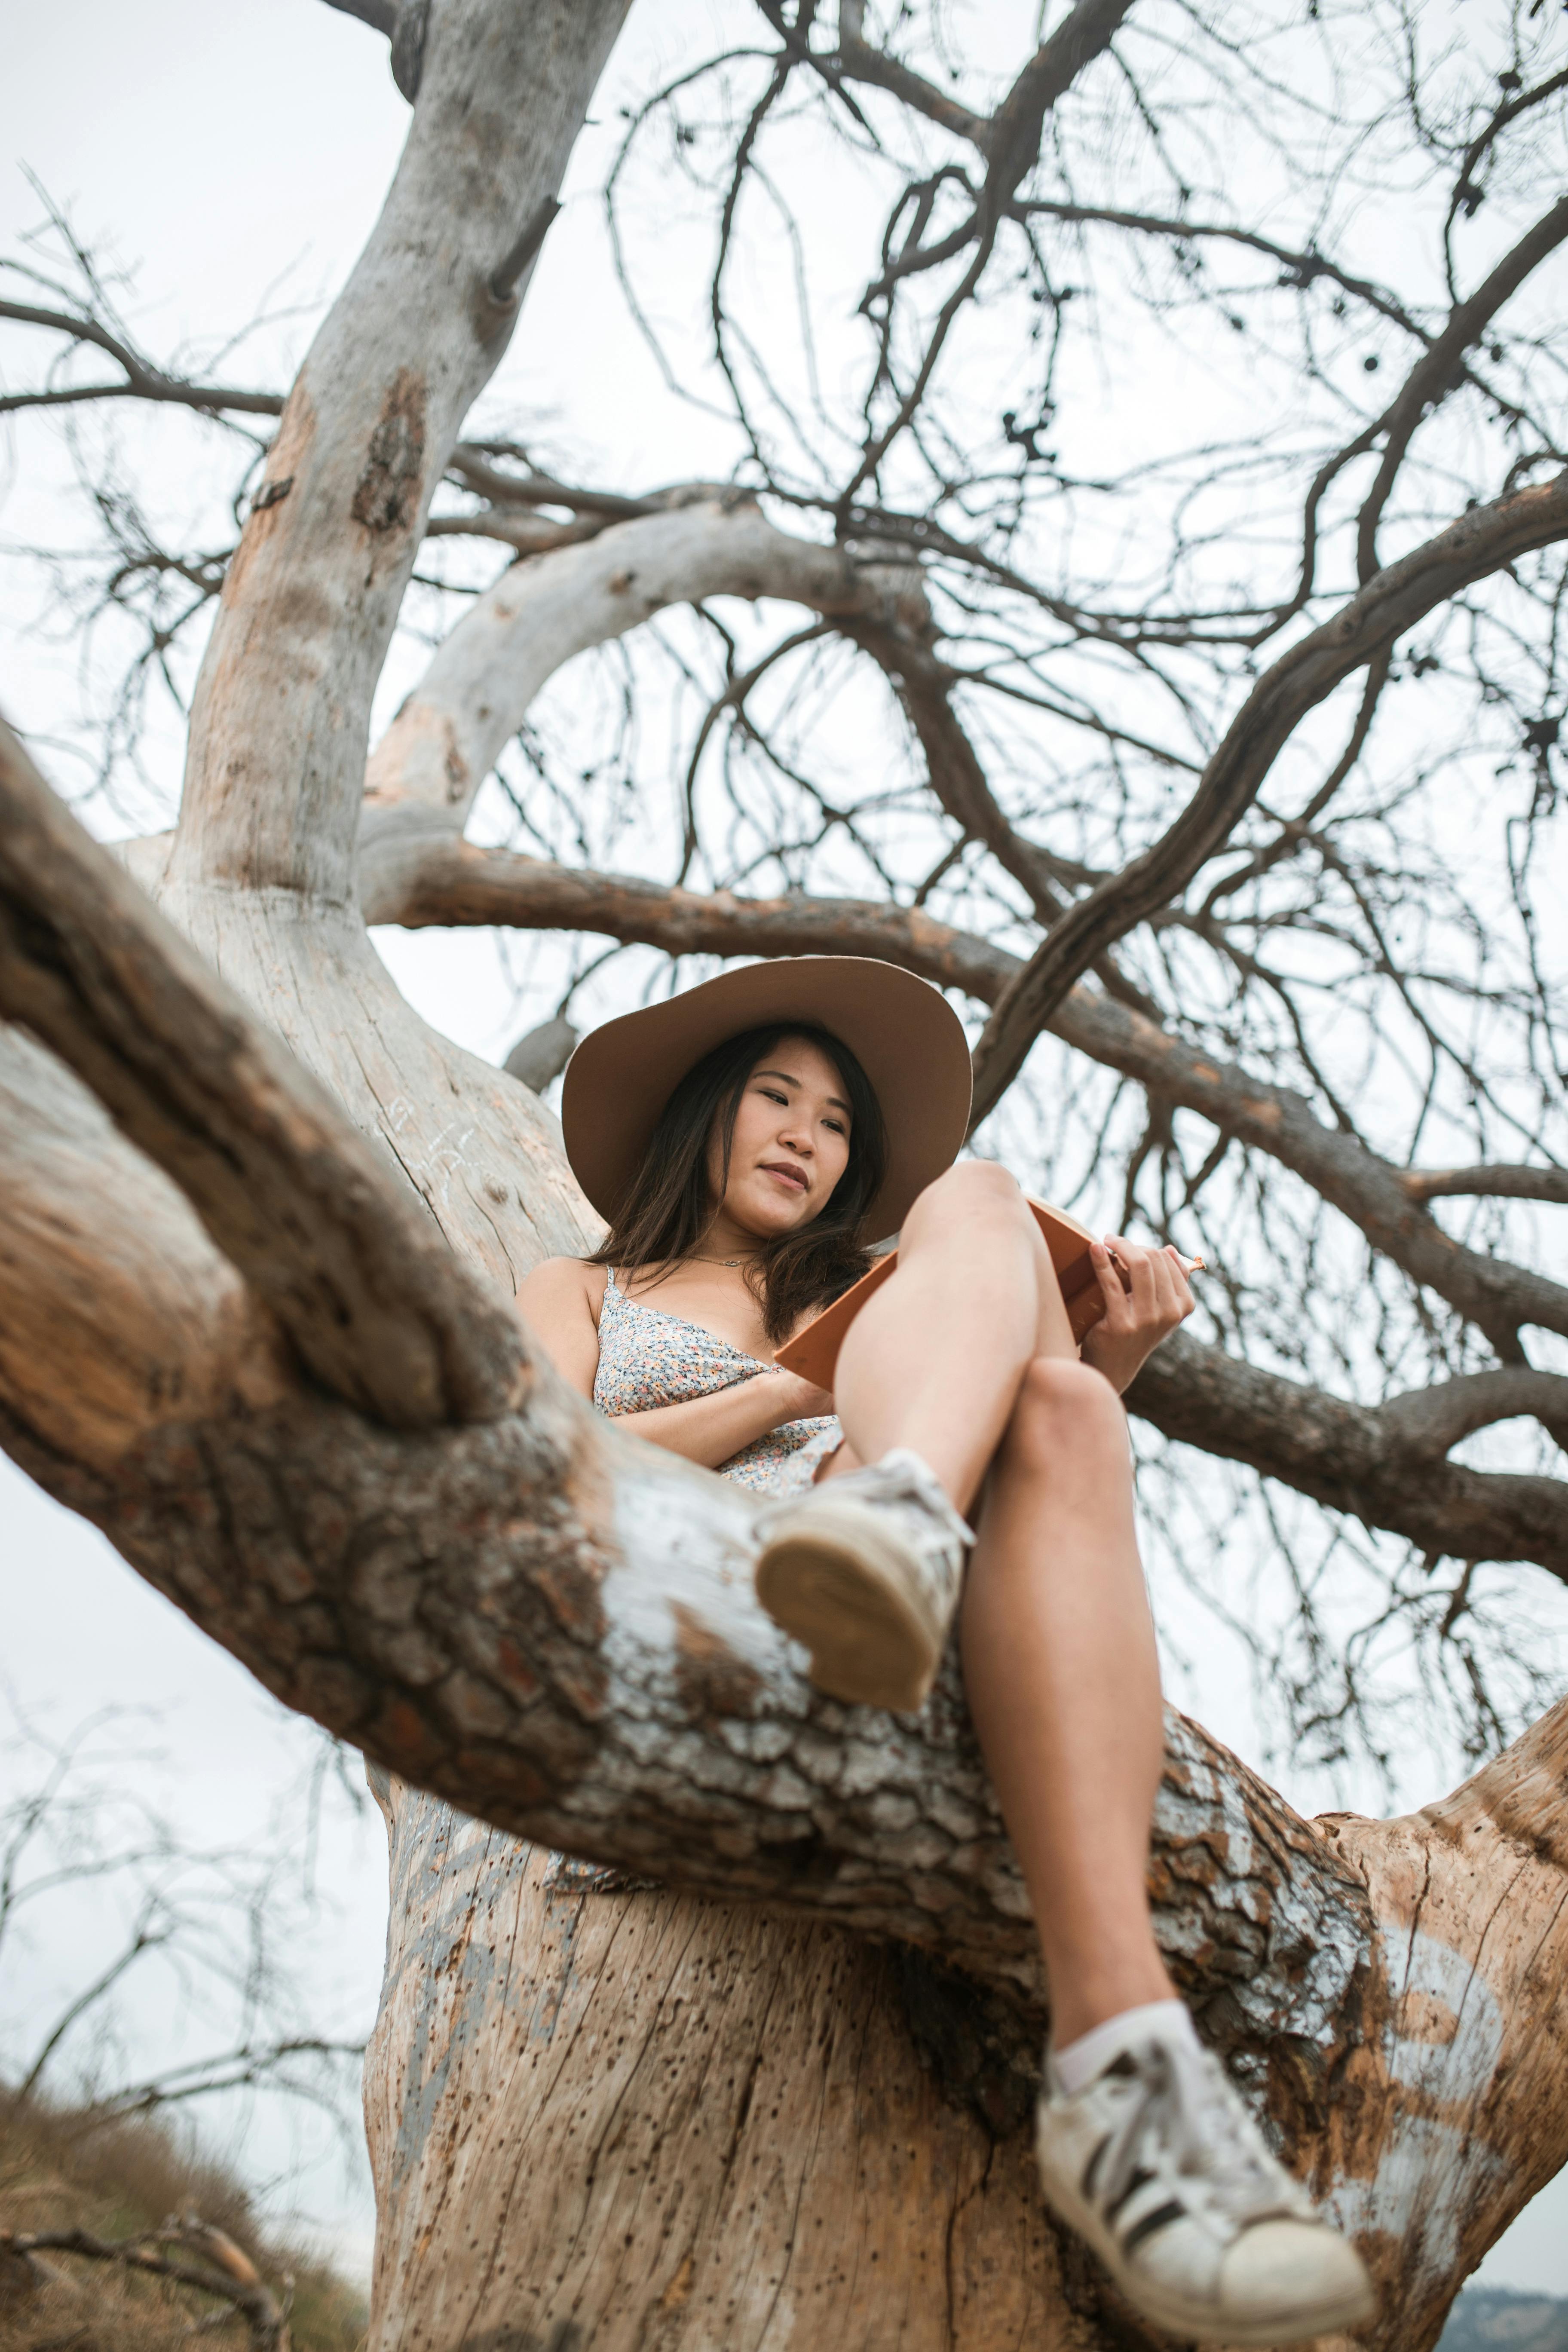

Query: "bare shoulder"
left=519, top=1256, right=607, bottom=1320
left=517, top=1258, right=607, bottom=1396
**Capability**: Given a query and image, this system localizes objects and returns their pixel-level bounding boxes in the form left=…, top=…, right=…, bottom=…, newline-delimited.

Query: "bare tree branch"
left=166, top=0, right=631, bottom=907
left=970, top=472, right=1568, bottom=1123
left=16, top=1912, right=172, bottom=2102
left=320, top=0, right=396, bottom=37
left=1127, top=1336, right=1568, bottom=1574
left=0, top=300, right=284, bottom=420
left=838, top=0, right=1133, bottom=496
left=1376, top=1367, right=1568, bottom=1458
left=358, top=499, right=929, bottom=909
left=1400, top=1165, right=1568, bottom=1207
left=1009, top=201, right=1438, bottom=346
left=4, top=11, right=1568, bottom=2335
left=1, top=2223, right=290, bottom=2352
left=830, top=2, right=992, bottom=146
left=1355, top=195, right=1568, bottom=582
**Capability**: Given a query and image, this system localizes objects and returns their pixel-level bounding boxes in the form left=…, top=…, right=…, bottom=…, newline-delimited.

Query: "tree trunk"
left=358, top=1699, right=1568, bottom=2352
left=362, top=1790, right=1066, bottom=2352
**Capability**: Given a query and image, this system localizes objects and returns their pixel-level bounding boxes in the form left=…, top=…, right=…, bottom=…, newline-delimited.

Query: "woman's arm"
left=518, top=1257, right=834, bottom=1469
left=611, top=1369, right=833, bottom=1469
left=517, top=1257, right=606, bottom=1395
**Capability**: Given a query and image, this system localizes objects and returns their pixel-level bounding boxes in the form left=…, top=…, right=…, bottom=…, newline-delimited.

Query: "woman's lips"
left=760, top=1162, right=809, bottom=1193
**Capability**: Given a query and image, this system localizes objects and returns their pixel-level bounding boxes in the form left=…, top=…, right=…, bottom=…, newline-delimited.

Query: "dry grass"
left=0, top=2089, right=366, bottom=2351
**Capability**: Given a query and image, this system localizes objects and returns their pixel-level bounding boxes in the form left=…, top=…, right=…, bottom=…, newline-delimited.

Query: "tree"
left=1, top=1, right=1566, bottom=2345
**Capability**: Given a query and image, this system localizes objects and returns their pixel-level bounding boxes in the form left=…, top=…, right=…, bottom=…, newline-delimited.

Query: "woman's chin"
left=729, top=1189, right=815, bottom=1238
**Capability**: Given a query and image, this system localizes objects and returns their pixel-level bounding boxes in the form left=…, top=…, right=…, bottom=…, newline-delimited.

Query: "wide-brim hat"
left=561, top=956, right=972, bottom=1241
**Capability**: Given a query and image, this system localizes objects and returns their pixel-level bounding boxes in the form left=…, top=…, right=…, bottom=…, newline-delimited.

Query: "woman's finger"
left=1100, top=1237, right=1143, bottom=1327
left=1148, top=1247, right=1183, bottom=1324
left=1118, top=1238, right=1158, bottom=1323
left=1163, top=1246, right=1197, bottom=1320
left=1090, top=1238, right=1130, bottom=1325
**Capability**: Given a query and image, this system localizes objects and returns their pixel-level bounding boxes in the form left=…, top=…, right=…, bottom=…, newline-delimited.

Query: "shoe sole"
left=1035, top=2128, right=1377, bottom=2348
left=755, top=1504, right=943, bottom=1712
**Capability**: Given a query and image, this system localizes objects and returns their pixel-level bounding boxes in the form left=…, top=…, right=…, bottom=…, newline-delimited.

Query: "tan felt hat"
left=561, top=956, right=972, bottom=1241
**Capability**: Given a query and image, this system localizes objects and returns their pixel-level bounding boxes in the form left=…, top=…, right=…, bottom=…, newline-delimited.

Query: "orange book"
left=775, top=1198, right=1110, bottom=1390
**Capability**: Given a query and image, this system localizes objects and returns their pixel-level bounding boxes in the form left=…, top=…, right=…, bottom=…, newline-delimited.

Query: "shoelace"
left=1094, top=2041, right=1293, bottom=2235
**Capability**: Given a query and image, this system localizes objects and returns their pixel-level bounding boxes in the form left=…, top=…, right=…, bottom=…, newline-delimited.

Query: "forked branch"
left=1, top=2221, right=290, bottom=2352
left=0, top=719, right=524, bottom=1429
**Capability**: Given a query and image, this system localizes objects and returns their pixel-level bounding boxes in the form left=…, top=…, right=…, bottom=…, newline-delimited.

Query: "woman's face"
left=708, top=1035, right=854, bottom=1240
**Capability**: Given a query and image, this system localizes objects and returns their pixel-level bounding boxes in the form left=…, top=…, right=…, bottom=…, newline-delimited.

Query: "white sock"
left=1050, top=1999, right=1197, bottom=2097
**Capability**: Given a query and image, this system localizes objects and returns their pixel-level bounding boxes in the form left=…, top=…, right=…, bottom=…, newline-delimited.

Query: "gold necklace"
left=687, top=1253, right=753, bottom=1269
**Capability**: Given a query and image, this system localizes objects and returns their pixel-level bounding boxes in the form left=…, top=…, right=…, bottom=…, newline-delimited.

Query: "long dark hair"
left=588, top=1022, right=888, bottom=1344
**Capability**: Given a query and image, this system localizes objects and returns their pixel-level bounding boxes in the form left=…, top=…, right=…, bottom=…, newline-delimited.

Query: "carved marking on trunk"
left=352, top=368, right=428, bottom=536
left=1328, top=2113, right=1507, bottom=2288
left=1381, top=1923, right=1503, bottom=2100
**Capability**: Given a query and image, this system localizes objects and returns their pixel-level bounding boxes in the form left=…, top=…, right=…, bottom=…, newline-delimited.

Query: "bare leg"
left=796, top=1160, right=1171, bottom=2039
left=961, top=1358, right=1174, bottom=2044
left=792, top=1177, right=1368, bottom=2334
left=830, top=1161, right=1072, bottom=1513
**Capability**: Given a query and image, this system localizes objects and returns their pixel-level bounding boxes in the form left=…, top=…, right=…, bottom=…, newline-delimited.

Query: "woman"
left=521, top=955, right=1372, bottom=2349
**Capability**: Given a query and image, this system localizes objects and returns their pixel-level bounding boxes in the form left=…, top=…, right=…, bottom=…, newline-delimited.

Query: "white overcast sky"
left=2, top=0, right=1565, bottom=2296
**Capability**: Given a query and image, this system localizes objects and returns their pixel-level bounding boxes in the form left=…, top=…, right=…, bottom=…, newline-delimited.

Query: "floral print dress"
left=592, top=1267, right=841, bottom=1495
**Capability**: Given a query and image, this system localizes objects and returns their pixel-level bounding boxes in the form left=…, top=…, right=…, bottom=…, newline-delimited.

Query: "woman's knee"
left=904, top=1158, right=1026, bottom=1240
left=1004, top=1355, right=1127, bottom=1465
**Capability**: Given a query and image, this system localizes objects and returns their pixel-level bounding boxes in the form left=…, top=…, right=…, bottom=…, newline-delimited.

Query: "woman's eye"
left=760, top=1088, right=788, bottom=1106
left=824, top=1118, right=847, bottom=1136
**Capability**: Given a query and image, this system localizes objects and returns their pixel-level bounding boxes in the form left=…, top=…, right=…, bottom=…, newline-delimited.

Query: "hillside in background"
left=1441, top=2288, right=1568, bottom=2352
left=0, top=2090, right=364, bottom=2351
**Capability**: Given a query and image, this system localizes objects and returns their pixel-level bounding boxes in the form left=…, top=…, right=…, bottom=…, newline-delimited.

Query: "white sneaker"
left=753, top=1448, right=973, bottom=1710
left=1035, top=2032, right=1375, bottom=2346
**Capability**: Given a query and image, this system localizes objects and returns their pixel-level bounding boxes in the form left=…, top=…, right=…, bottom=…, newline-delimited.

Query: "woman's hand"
left=1078, top=1236, right=1195, bottom=1395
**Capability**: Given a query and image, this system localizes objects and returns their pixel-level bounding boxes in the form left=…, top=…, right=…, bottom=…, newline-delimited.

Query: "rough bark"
left=358, top=1700, right=1568, bottom=2352
left=5, top=873, right=1568, bottom=2347
left=6, top=499, right=1565, bottom=2344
